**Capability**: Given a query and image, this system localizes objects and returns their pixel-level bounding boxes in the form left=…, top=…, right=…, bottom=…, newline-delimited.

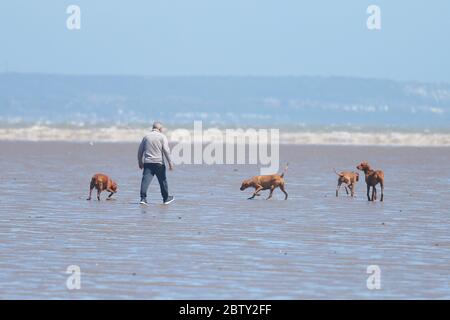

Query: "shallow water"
left=0, top=142, right=449, bottom=299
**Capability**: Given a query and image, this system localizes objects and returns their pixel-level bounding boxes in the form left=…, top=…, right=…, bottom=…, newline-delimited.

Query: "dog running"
left=240, top=163, right=289, bottom=200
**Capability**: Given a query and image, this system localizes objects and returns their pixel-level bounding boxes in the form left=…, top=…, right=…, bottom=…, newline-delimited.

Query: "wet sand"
left=0, top=142, right=449, bottom=299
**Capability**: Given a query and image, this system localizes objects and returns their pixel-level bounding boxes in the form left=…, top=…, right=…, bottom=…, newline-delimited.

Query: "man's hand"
left=139, top=163, right=143, bottom=170
left=169, top=163, right=174, bottom=171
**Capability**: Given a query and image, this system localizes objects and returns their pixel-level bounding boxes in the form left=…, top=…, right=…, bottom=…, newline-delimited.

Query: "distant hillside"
left=0, top=73, right=449, bottom=127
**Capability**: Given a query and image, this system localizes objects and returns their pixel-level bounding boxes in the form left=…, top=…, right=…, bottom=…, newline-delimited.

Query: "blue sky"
left=1, top=0, right=449, bottom=82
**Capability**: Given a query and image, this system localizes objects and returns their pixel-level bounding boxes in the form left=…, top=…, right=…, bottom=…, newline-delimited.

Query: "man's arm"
left=162, top=135, right=173, bottom=170
left=137, top=137, right=145, bottom=169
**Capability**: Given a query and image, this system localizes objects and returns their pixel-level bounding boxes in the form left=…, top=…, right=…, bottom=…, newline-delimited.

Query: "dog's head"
left=240, top=180, right=251, bottom=191
left=110, top=181, right=118, bottom=193
left=357, top=162, right=370, bottom=171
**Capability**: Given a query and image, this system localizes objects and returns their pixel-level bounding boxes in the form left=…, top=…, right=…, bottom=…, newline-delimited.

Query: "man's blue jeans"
left=140, top=163, right=169, bottom=202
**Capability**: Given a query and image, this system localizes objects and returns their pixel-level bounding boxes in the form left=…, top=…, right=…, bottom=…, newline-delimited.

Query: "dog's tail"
left=333, top=168, right=344, bottom=177
left=280, top=163, right=289, bottom=178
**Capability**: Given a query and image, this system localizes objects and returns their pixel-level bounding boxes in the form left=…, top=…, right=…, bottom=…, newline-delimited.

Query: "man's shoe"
left=139, top=199, right=148, bottom=205
left=163, top=196, right=174, bottom=205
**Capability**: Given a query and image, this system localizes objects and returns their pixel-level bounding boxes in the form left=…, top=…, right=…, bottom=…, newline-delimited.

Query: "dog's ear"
left=357, top=162, right=366, bottom=169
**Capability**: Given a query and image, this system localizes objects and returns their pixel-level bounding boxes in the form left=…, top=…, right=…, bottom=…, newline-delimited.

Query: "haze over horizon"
left=2, top=72, right=450, bottom=85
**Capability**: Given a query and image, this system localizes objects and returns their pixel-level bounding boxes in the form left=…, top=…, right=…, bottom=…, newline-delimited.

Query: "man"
left=138, top=122, right=174, bottom=205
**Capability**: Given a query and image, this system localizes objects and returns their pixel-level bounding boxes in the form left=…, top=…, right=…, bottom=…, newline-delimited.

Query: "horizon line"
left=1, top=71, right=448, bottom=85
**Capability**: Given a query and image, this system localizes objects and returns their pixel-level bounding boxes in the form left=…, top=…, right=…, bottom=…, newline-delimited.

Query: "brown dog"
left=356, top=162, right=384, bottom=202
left=240, top=164, right=289, bottom=200
left=87, top=173, right=118, bottom=201
left=334, top=169, right=359, bottom=197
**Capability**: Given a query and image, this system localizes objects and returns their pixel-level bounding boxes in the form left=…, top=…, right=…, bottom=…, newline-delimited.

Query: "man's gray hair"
left=152, top=121, right=163, bottom=130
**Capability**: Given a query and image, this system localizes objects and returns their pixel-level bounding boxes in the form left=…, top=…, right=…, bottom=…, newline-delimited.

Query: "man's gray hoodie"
left=137, top=129, right=172, bottom=167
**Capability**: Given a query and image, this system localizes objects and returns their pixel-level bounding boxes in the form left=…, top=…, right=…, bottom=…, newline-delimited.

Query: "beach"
left=0, top=141, right=449, bottom=299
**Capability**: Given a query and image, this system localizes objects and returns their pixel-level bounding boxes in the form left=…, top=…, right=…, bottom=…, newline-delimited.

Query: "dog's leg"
left=248, top=186, right=263, bottom=199
left=350, top=184, right=355, bottom=197
left=366, top=184, right=371, bottom=201
left=87, top=187, right=93, bottom=201
left=380, top=180, right=384, bottom=202
left=266, top=186, right=275, bottom=200
left=97, top=188, right=102, bottom=201
left=87, top=179, right=94, bottom=200
left=371, top=186, right=377, bottom=201
left=280, top=183, right=288, bottom=200
left=344, top=185, right=349, bottom=195
left=336, top=181, right=342, bottom=197
left=106, top=189, right=114, bottom=200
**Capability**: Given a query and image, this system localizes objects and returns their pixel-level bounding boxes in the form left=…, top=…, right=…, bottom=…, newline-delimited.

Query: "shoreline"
left=1, top=131, right=450, bottom=147
left=0, top=138, right=450, bottom=149
left=1, top=139, right=449, bottom=148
